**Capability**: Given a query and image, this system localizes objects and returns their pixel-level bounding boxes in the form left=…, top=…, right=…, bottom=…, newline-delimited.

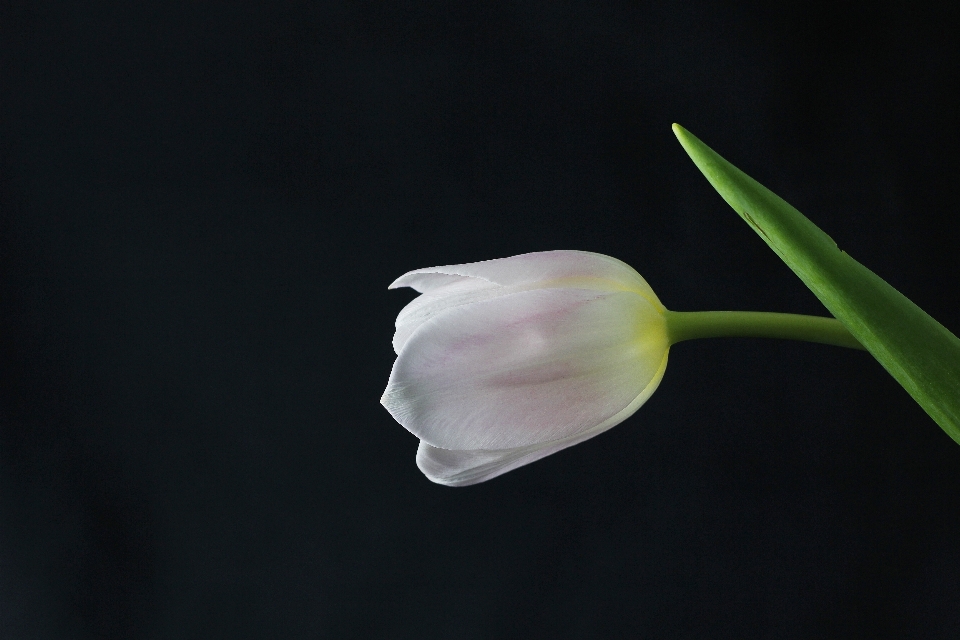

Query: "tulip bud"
left=381, top=251, right=670, bottom=486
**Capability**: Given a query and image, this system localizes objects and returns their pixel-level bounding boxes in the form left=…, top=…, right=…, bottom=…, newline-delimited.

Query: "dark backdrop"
left=2, top=1, right=959, bottom=637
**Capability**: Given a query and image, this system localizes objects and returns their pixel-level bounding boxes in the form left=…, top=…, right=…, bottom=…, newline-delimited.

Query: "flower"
left=381, top=250, right=670, bottom=486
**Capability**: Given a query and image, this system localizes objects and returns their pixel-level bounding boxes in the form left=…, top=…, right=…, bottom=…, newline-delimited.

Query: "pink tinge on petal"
left=389, top=250, right=662, bottom=309
left=414, top=351, right=668, bottom=486
left=381, top=287, right=668, bottom=451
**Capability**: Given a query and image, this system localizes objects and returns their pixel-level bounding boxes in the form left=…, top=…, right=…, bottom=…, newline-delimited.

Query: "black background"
left=2, top=1, right=959, bottom=637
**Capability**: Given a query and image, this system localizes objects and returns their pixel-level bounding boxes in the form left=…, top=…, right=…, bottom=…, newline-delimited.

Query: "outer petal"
left=392, top=276, right=501, bottom=354
left=415, top=350, right=668, bottom=486
left=389, top=250, right=664, bottom=311
left=381, top=288, right=668, bottom=450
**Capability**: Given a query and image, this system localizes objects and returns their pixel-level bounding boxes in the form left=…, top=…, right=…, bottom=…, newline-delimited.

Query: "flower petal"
left=392, top=276, right=501, bottom=354
left=381, top=288, right=669, bottom=450
left=389, top=250, right=663, bottom=310
left=415, top=351, right=668, bottom=486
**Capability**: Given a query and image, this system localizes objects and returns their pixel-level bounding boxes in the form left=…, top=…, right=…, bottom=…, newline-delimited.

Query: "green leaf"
left=672, top=123, right=960, bottom=444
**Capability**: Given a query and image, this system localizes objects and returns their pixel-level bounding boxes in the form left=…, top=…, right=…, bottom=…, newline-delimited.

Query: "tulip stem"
left=664, top=310, right=866, bottom=350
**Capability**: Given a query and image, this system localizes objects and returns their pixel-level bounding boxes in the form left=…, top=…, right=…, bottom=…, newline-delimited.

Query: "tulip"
left=381, top=251, right=669, bottom=486
left=382, top=250, right=862, bottom=486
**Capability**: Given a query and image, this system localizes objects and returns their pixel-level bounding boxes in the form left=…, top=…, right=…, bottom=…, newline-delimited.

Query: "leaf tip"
left=671, top=123, right=710, bottom=170
left=671, top=122, right=689, bottom=144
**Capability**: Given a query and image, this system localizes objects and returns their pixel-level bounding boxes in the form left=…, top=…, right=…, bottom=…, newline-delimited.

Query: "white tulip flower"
left=381, top=251, right=670, bottom=486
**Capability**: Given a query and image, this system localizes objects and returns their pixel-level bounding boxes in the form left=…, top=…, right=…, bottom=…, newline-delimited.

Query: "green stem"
left=664, top=310, right=866, bottom=351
